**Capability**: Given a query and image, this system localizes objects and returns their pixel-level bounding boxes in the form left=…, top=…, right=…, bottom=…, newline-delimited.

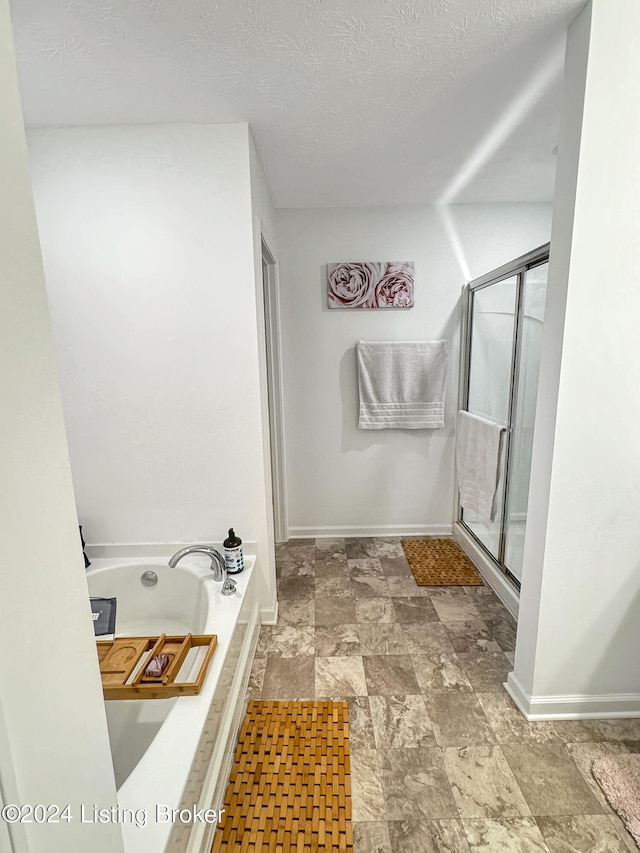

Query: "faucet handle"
left=221, top=577, right=237, bottom=596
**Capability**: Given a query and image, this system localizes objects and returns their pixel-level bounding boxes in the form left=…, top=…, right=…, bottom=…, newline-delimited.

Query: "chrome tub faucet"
left=168, top=545, right=236, bottom=595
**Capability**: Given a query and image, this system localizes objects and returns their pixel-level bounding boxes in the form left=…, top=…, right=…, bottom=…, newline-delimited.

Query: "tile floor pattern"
left=246, top=537, right=640, bottom=853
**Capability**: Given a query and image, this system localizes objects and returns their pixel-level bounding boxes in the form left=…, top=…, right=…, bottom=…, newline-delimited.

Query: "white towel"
left=456, top=410, right=505, bottom=524
left=357, top=340, right=449, bottom=429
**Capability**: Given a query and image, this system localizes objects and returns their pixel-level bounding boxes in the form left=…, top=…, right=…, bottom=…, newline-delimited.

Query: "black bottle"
left=223, top=528, right=244, bottom=574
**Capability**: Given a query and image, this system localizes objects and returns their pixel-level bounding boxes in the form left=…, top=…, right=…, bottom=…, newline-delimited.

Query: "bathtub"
left=86, top=550, right=260, bottom=853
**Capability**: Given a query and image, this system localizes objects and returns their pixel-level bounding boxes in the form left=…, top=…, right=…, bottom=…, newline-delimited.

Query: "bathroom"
left=3, top=1, right=640, bottom=852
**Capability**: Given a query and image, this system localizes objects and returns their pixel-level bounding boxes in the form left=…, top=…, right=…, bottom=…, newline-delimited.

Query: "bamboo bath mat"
left=212, top=700, right=352, bottom=852
left=401, top=538, right=484, bottom=586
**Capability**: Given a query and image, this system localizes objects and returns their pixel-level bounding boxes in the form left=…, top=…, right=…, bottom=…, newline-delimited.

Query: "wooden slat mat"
left=401, top=538, right=484, bottom=586
left=212, top=700, right=352, bottom=852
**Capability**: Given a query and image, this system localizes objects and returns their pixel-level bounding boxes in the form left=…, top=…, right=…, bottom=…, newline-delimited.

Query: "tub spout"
left=168, top=545, right=236, bottom=595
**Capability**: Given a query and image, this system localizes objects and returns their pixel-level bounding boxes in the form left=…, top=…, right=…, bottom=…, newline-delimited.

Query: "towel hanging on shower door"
left=456, top=410, right=505, bottom=524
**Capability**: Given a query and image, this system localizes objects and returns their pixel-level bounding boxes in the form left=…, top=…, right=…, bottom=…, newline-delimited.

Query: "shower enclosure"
left=457, top=244, right=549, bottom=590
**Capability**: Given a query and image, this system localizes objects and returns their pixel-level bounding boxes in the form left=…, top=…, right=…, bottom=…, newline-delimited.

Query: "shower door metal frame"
left=457, top=243, right=550, bottom=590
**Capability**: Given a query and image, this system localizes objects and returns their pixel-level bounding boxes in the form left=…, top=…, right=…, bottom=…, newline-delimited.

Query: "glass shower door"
left=463, top=275, right=518, bottom=561
left=503, top=262, right=549, bottom=581
left=459, top=243, right=549, bottom=591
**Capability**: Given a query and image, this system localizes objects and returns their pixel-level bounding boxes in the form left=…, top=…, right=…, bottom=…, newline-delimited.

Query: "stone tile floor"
left=247, top=537, right=640, bottom=852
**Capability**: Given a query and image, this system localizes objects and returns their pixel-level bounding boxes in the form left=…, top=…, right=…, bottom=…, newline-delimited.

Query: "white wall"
left=510, top=0, right=640, bottom=717
left=276, top=204, right=552, bottom=537
left=250, top=135, right=278, bottom=252
left=0, top=2, right=123, bottom=850
left=27, top=124, right=271, bottom=582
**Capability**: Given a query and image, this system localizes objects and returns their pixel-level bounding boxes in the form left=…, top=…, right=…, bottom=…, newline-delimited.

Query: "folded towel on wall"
left=456, top=410, right=505, bottom=525
left=357, top=340, right=449, bottom=429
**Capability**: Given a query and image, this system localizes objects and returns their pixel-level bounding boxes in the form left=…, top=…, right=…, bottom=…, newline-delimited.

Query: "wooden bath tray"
left=96, top=633, right=217, bottom=700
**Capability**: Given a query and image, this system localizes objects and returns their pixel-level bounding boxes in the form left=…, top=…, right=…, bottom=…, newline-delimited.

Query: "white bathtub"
left=86, top=550, right=260, bottom=853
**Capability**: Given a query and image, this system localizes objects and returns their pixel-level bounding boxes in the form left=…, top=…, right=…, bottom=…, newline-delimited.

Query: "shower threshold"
left=453, top=521, right=520, bottom=621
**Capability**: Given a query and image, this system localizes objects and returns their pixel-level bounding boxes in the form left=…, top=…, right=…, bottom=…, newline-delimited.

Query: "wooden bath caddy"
left=96, top=633, right=217, bottom=700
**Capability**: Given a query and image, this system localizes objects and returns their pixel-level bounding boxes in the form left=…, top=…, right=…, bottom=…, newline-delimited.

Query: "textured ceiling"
left=10, top=0, right=585, bottom=206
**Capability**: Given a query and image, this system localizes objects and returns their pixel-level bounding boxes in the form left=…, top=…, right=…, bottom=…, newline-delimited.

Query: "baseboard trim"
left=288, top=524, right=453, bottom=539
left=506, top=672, right=640, bottom=720
left=260, top=599, right=278, bottom=626
left=505, top=672, right=533, bottom=718
left=453, top=522, right=519, bottom=620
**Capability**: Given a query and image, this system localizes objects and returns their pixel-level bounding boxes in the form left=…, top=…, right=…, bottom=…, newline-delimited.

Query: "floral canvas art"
left=327, top=262, right=415, bottom=309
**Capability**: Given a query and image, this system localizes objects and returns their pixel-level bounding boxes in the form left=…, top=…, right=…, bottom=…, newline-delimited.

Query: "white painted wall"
left=510, top=0, right=640, bottom=717
left=276, top=204, right=552, bottom=536
left=0, top=3, right=123, bottom=850
left=250, top=135, right=278, bottom=252
left=27, top=125, right=271, bottom=590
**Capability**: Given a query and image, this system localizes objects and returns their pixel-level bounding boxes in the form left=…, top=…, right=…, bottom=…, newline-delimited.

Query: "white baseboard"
left=453, top=522, right=519, bottom=620
left=260, top=598, right=278, bottom=626
left=288, top=523, right=453, bottom=539
left=506, top=672, right=640, bottom=720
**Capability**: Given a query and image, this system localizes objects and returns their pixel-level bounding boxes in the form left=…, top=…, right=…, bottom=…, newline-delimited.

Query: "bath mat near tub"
left=401, top=538, right=483, bottom=586
left=592, top=753, right=640, bottom=845
left=212, top=700, right=352, bottom=852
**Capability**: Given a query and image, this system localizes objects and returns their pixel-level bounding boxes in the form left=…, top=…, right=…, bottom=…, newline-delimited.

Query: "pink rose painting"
left=327, top=261, right=414, bottom=309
